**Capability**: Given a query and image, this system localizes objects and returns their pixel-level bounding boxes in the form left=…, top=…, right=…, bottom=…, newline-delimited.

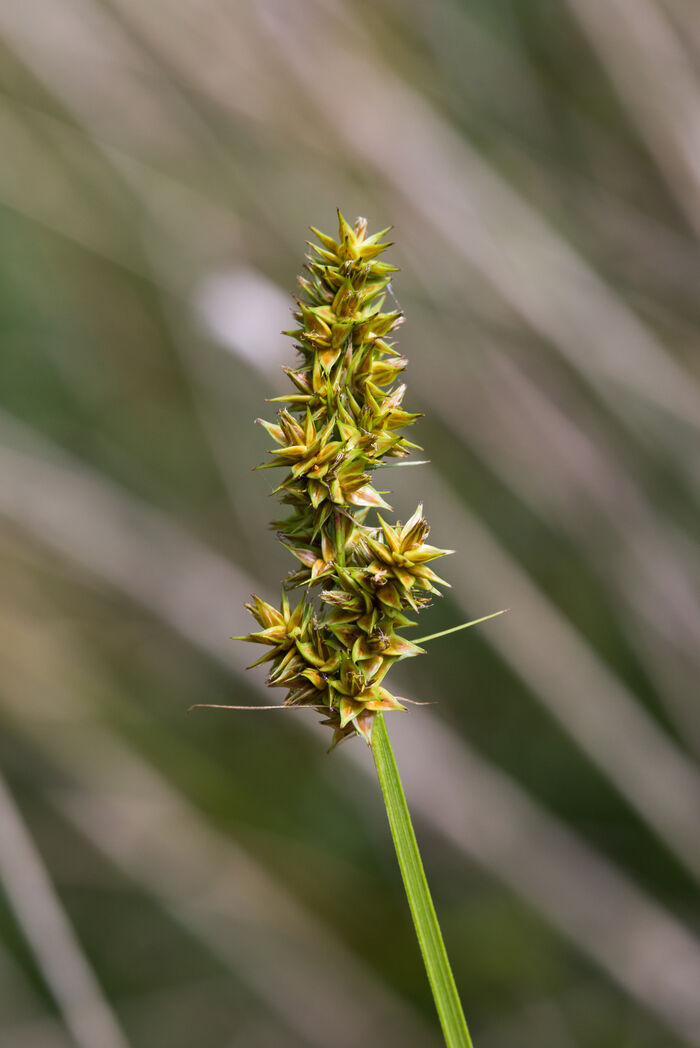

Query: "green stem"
left=371, top=714, right=474, bottom=1048
left=334, top=511, right=346, bottom=567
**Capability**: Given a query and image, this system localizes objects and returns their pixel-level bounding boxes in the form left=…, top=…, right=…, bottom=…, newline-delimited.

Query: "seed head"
left=240, top=212, right=451, bottom=748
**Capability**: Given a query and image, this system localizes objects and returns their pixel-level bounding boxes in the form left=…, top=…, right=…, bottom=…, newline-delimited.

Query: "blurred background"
left=1, top=1, right=700, bottom=1046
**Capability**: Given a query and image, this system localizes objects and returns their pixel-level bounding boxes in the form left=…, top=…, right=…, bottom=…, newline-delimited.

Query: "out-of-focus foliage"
left=1, top=2, right=700, bottom=1046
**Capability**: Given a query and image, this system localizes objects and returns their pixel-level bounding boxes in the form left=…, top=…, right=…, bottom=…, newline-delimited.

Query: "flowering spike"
left=238, top=215, right=454, bottom=744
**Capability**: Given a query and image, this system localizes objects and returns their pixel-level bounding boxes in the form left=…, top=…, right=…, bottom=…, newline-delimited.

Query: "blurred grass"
left=1, top=1, right=700, bottom=1046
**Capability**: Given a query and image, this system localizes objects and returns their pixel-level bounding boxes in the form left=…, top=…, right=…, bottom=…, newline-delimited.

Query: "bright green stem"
left=371, top=714, right=474, bottom=1048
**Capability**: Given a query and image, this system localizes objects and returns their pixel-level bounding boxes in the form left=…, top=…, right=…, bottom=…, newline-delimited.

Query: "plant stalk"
left=371, top=713, right=474, bottom=1048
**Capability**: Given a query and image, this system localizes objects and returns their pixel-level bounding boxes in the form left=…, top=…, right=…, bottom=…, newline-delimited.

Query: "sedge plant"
left=196, top=213, right=505, bottom=1047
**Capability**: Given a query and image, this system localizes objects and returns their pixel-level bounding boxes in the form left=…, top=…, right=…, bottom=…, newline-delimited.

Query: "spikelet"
left=240, top=212, right=452, bottom=748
